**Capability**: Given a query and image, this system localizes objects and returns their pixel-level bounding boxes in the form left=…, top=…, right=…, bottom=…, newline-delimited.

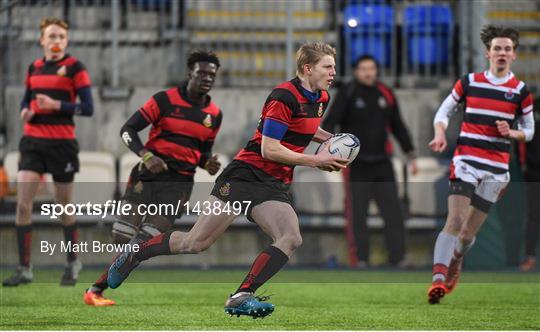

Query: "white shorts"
left=450, top=158, right=510, bottom=204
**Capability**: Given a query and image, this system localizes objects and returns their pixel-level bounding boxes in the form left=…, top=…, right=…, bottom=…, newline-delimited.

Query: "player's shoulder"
left=150, top=88, right=173, bottom=107
left=205, top=100, right=222, bottom=117
left=509, top=73, right=529, bottom=94
left=460, top=72, right=481, bottom=84
left=59, top=55, right=85, bottom=68
left=29, top=57, right=44, bottom=71
left=268, top=81, right=299, bottom=106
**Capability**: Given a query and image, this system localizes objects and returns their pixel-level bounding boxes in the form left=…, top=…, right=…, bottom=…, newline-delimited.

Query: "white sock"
left=455, top=236, right=476, bottom=258
left=432, top=232, right=457, bottom=282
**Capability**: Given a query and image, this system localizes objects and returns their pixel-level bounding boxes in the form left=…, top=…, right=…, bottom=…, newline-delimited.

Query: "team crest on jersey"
left=317, top=103, right=323, bottom=117
left=504, top=90, right=514, bottom=100
left=134, top=181, right=143, bottom=194
left=57, top=65, right=67, bottom=77
left=378, top=96, right=387, bottom=108
left=219, top=182, right=231, bottom=197
left=203, top=114, right=212, bottom=128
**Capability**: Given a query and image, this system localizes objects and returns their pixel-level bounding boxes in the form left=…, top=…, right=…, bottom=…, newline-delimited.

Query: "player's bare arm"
left=261, top=135, right=347, bottom=170
left=429, top=122, right=448, bottom=153
left=312, top=126, right=333, bottom=143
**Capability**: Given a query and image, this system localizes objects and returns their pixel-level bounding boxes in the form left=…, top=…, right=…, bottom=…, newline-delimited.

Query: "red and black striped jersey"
left=139, top=86, right=222, bottom=176
left=23, top=54, right=91, bottom=140
left=234, top=77, right=330, bottom=184
left=452, top=71, right=533, bottom=174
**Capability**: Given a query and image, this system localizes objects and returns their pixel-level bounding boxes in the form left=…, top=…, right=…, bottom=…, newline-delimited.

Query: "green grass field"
left=1, top=269, right=539, bottom=330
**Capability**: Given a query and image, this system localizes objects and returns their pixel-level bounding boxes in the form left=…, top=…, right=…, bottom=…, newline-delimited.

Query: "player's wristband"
left=142, top=151, right=154, bottom=163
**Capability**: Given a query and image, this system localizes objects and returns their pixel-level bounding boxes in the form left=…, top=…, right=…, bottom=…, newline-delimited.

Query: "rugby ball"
left=316, top=133, right=360, bottom=164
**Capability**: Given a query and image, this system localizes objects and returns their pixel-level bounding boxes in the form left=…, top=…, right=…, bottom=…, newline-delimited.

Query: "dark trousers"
left=524, top=167, right=540, bottom=257
left=348, top=159, right=406, bottom=265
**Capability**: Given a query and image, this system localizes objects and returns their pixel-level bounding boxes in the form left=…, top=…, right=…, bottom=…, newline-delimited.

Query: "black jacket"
left=323, top=80, right=415, bottom=163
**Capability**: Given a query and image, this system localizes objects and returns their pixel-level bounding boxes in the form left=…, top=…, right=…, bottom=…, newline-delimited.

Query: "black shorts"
left=123, top=163, right=194, bottom=223
left=211, top=160, right=292, bottom=222
left=18, top=136, right=79, bottom=183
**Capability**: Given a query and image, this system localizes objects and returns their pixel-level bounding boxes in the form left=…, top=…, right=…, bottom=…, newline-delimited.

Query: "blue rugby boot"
left=107, top=251, right=140, bottom=289
left=224, top=292, right=275, bottom=319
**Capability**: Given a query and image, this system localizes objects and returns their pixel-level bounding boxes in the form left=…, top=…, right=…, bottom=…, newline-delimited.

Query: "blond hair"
left=40, top=17, right=69, bottom=36
left=296, top=42, right=336, bottom=76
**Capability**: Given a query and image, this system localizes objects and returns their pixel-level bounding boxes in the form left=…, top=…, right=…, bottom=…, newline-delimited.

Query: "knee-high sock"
left=16, top=225, right=32, bottom=267
left=236, top=246, right=289, bottom=294
left=133, top=231, right=173, bottom=262
left=432, top=232, right=457, bottom=282
left=91, top=230, right=157, bottom=292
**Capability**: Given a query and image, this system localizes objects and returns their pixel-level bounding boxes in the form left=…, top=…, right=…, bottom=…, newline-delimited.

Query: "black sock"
left=16, top=225, right=32, bottom=267
left=236, top=246, right=289, bottom=294
left=91, top=268, right=110, bottom=292
left=63, top=224, right=79, bottom=262
left=134, top=230, right=173, bottom=261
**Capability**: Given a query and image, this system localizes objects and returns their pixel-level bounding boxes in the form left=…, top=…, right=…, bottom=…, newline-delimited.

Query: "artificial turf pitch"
left=1, top=269, right=538, bottom=330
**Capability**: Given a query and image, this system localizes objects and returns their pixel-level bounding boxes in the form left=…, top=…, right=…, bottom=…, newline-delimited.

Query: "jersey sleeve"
left=72, top=61, right=92, bottom=90
left=521, top=90, right=534, bottom=115
left=265, top=99, right=292, bottom=125
left=450, top=75, right=468, bottom=103
left=138, top=94, right=161, bottom=124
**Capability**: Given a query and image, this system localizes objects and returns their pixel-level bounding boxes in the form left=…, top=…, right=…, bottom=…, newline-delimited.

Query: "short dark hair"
left=187, top=51, right=220, bottom=70
left=480, top=25, right=520, bottom=50
left=353, top=54, right=379, bottom=69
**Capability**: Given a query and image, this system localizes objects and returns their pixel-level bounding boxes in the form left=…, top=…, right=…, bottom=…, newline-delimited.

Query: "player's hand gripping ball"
left=316, top=133, right=361, bottom=165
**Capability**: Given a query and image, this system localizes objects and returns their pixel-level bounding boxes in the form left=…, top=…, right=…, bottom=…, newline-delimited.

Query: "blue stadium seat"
left=130, top=0, right=171, bottom=11
left=404, top=4, right=453, bottom=66
left=343, top=4, right=394, bottom=67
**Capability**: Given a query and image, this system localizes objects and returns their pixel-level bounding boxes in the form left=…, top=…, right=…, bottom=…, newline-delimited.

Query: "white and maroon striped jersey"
left=437, top=71, right=534, bottom=175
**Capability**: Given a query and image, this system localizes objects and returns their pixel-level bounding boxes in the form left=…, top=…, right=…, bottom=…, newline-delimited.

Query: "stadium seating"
left=3, top=151, right=20, bottom=183
left=72, top=151, right=117, bottom=205
left=118, top=152, right=140, bottom=192
left=403, top=4, right=453, bottom=67
left=407, top=157, right=449, bottom=217
left=485, top=2, right=540, bottom=93
left=343, top=4, right=394, bottom=67
left=189, top=153, right=231, bottom=209
left=3, top=151, right=54, bottom=200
